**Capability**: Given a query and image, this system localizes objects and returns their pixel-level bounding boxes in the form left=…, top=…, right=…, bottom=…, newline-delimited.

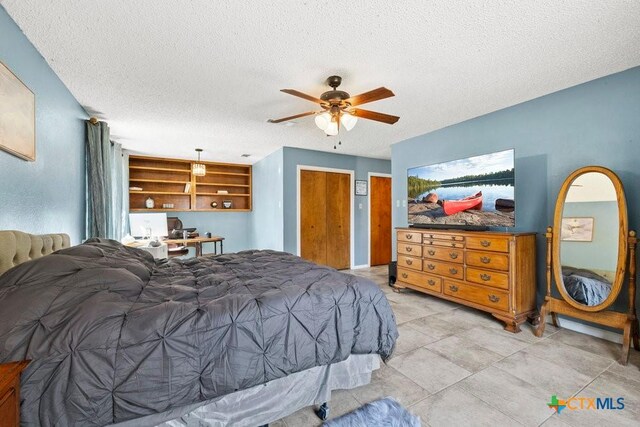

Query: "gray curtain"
left=86, top=121, right=128, bottom=240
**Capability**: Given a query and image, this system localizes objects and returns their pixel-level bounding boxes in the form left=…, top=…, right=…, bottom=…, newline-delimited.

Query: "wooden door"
left=370, top=176, right=392, bottom=266
left=326, top=172, right=351, bottom=269
left=300, top=170, right=327, bottom=265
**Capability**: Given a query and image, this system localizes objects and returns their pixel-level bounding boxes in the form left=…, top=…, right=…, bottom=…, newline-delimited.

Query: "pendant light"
left=192, top=148, right=206, bottom=176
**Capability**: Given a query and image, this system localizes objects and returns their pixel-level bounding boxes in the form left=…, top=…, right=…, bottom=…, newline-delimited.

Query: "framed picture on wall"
left=561, top=217, right=594, bottom=242
left=355, top=180, right=367, bottom=196
left=0, top=61, right=35, bottom=161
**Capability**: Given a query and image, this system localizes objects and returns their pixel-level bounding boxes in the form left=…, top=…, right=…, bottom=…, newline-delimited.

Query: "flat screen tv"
left=408, top=149, right=515, bottom=229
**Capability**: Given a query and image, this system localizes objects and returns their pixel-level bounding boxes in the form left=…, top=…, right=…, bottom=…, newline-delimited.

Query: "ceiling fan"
left=269, top=75, right=399, bottom=136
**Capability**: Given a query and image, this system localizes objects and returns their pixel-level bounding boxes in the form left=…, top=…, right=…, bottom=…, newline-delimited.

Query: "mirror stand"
left=536, top=228, right=638, bottom=364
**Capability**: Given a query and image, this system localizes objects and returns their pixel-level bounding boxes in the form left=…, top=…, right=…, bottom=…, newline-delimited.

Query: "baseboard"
left=547, top=316, right=623, bottom=344
left=350, top=264, right=369, bottom=270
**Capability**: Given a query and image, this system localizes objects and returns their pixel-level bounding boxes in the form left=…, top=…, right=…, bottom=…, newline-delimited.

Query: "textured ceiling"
left=3, top=1, right=640, bottom=163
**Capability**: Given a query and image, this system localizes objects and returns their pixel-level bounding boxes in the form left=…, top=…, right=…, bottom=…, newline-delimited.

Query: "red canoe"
left=442, top=191, right=483, bottom=216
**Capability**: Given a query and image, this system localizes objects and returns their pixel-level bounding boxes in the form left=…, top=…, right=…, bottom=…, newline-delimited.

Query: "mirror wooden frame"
left=535, top=166, right=639, bottom=365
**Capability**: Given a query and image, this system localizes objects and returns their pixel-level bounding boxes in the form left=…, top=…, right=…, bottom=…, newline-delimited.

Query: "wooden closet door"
left=370, top=176, right=392, bottom=266
left=300, top=170, right=328, bottom=265
left=326, top=172, right=351, bottom=269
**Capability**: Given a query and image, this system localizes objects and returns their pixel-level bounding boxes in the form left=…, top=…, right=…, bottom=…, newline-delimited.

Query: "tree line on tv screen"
left=408, top=168, right=515, bottom=199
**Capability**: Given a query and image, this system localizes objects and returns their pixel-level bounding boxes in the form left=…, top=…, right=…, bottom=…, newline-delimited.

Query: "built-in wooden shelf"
left=129, top=155, right=252, bottom=212
left=196, top=182, right=250, bottom=187
left=130, top=178, right=189, bottom=184
left=130, top=191, right=190, bottom=195
left=129, top=166, right=191, bottom=173
left=195, top=193, right=250, bottom=196
left=130, top=208, right=250, bottom=213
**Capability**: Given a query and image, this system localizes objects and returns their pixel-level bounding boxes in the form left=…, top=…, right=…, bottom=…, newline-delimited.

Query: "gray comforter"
left=0, top=239, right=397, bottom=426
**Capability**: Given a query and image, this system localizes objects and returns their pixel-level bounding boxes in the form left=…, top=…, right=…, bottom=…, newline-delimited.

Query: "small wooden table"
left=164, top=236, right=224, bottom=257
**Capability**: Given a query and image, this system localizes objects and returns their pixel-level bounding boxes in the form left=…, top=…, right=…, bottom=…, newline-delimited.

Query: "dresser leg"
left=491, top=313, right=523, bottom=333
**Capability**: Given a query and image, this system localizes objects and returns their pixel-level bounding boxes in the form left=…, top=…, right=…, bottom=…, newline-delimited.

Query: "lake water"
left=415, top=182, right=514, bottom=212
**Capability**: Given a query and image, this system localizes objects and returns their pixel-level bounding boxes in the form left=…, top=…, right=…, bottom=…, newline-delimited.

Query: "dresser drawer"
left=423, top=246, right=463, bottom=264
left=398, top=231, right=422, bottom=243
left=466, top=250, right=510, bottom=271
left=397, top=243, right=422, bottom=257
left=422, top=260, right=464, bottom=280
left=466, top=267, right=509, bottom=290
left=397, top=268, right=442, bottom=293
left=424, top=239, right=465, bottom=249
left=397, top=254, right=421, bottom=271
left=422, top=233, right=465, bottom=243
left=466, top=236, right=510, bottom=253
left=443, top=281, right=509, bottom=312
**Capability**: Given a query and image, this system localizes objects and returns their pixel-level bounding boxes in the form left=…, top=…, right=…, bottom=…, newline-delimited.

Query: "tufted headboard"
left=0, top=230, right=71, bottom=276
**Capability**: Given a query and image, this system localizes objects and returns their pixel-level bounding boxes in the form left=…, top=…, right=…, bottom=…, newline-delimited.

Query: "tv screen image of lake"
left=408, top=179, right=515, bottom=226
left=407, top=149, right=515, bottom=227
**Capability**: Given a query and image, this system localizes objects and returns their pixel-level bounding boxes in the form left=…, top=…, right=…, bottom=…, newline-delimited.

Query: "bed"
left=0, top=231, right=398, bottom=426
left=561, top=265, right=613, bottom=306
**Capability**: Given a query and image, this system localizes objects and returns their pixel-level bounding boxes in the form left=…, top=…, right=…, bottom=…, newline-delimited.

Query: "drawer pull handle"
left=406, top=246, right=412, bottom=252
left=480, top=256, right=491, bottom=264
left=488, top=295, right=500, bottom=303
left=428, top=279, right=436, bottom=286
left=449, top=252, right=458, bottom=259
left=480, top=273, right=491, bottom=281
left=451, top=243, right=457, bottom=247
left=451, top=236, right=456, bottom=240
left=428, top=250, right=436, bottom=256
left=427, top=264, right=436, bottom=270
left=449, top=285, right=459, bottom=292
left=406, top=259, right=413, bottom=266
left=449, top=268, right=459, bottom=275
left=406, top=234, right=413, bottom=240
left=402, top=273, right=408, bottom=279
left=480, top=240, right=491, bottom=247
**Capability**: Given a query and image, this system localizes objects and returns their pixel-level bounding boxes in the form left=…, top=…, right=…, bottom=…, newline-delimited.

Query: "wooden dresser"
left=395, top=228, right=537, bottom=332
left=0, top=361, right=29, bottom=427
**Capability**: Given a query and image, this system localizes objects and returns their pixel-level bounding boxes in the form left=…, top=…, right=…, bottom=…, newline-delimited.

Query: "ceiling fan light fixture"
left=192, top=148, right=206, bottom=177
left=325, top=120, right=339, bottom=136
left=314, top=112, right=331, bottom=131
left=340, top=112, right=358, bottom=131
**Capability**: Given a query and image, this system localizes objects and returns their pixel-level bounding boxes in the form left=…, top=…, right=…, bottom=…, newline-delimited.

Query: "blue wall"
left=0, top=7, right=87, bottom=243
left=251, top=148, right=284, bottom=250
left=283, top=147, right=391, bottom=267
left=391, top=66, right=640, bottom=311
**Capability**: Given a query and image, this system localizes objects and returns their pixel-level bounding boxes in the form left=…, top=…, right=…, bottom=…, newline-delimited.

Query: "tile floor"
left=276, top=266, right=640, bottom=427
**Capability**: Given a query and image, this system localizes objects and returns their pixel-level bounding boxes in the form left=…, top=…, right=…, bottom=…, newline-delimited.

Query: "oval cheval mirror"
left=535, top=166, right=639, bottom=365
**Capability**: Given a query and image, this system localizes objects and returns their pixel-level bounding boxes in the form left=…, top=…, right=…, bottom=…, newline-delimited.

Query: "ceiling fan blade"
left=346, top=87, right=394, bottom=106
left=280, top=89, right=326, bottom=105
left=268, top=111, right=316, bottom=123
left=351, top=108, right=399, bottom=125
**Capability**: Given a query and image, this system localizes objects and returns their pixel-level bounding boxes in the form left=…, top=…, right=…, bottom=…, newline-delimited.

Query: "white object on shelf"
left=138, top=242, right=168, bottom=259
